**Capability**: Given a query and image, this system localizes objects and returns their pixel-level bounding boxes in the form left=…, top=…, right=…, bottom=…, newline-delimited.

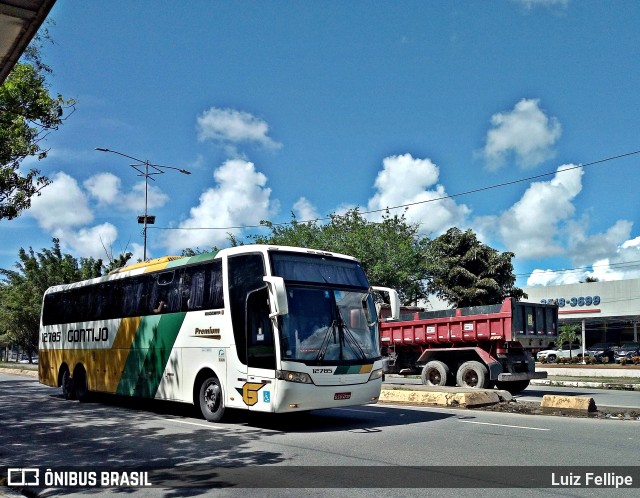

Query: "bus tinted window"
left=41, top=259, right=225, bottom=325
left=270, top=252, right=369, bottom=288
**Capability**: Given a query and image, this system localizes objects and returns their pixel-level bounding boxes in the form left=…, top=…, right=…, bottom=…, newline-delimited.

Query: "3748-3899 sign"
left=540, top=296, right=601, bottom=308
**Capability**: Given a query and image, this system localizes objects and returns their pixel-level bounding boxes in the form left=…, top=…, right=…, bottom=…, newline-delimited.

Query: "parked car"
left=537, top=343, right=583, bottom=362
left=585, top=342, right=617, bottom=363
left=615, top=342, right=640, bottom=363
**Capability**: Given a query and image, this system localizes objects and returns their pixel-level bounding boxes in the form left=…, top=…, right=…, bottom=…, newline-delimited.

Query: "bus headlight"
left=368, top=368, right=383, bottom=381
left=276, top=370, right=313, bottom=384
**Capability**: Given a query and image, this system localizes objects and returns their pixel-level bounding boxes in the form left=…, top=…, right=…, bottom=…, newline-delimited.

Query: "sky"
left=2, top=0, right=640, bottom=289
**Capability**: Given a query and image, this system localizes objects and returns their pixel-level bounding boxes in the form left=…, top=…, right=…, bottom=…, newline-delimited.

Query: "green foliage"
left=0, top=239, right=102, bottom=353
left=557, top=323, right=581, bottom=359
left=558, top=323, right=581, bottom=346
left=426, top=227, right=526, bottom=308
left=0, top=32, right=76, bottom=220
left=250, top=209, right=430, bottom=305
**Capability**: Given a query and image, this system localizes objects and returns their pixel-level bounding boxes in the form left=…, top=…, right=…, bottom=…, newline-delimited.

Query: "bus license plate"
left=334, top=392, right=351, bottom=400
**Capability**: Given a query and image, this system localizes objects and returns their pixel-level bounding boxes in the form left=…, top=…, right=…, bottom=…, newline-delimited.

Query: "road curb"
left=380, top=388, right=503, bottom=407
left=0, top=368, right=37, bottom=378
left=531, top=379, right=640, bottom=391
left=540, top=394, right=597, bottom=412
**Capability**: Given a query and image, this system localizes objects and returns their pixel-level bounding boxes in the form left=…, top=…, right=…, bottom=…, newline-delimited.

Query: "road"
left=383, top=375, right=640, bottom=409
left=1, top=373, right=639, bottom=497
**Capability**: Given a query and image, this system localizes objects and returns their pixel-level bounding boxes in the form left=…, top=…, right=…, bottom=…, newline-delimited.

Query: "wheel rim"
left=462, top=370, right=479, bottom=387
left=428, top=369, right=442, bottom=384
left=204, top=381, right=221, bottom=413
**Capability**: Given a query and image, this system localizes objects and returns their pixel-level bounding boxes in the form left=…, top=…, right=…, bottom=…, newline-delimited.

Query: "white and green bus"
left=39, top=245, right=393, bottom=421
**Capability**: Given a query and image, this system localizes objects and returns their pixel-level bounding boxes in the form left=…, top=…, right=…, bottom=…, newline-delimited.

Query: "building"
left=0, top=0, right=56, bottom=83
left=523, top=278, right=640, bottom=347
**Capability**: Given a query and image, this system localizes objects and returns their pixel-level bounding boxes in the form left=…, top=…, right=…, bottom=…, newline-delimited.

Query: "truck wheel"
left=198, top=375, right=225, bottom=422
left=421, top=361, right=450, bottom=386
left=496, top=380, right=530, bottom=394
left=456, top=361, right=491, bottom=389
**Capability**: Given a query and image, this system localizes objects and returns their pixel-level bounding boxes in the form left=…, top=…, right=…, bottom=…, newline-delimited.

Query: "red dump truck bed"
left=378, top=298, right=557, bottom=393
left=380, top=298, right=558, bottom=349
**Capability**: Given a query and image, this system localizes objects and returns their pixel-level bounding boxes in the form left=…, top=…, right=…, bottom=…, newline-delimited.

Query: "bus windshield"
left=270, top=252, right=369, bottom=288
left=279, top=286, right=379, bottom=364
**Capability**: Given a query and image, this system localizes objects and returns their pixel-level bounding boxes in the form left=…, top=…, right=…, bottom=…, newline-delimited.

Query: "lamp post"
left=95, top=147, right=191, bottom=260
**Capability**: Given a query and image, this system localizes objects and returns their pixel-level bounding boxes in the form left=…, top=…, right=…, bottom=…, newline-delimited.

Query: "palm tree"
left=558, top=324, right=581, bottom=359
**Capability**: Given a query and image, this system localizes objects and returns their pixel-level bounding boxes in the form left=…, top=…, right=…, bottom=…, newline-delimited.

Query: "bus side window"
left=188, top=271, right=205, bottom=309
left=207, top=260, right=224, bottom=309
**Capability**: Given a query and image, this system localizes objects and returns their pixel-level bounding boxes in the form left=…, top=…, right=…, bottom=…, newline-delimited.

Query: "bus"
left=38, top=245, right=396, bottom=421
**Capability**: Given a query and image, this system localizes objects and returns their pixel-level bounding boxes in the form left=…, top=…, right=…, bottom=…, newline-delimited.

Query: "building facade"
left=523, top=278, right=640, bottom=347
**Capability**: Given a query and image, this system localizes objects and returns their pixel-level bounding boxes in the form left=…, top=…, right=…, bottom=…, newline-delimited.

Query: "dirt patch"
left=473, top=399, right=640, bottom=421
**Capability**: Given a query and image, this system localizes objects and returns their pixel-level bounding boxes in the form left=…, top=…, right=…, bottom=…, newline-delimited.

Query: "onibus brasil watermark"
left=7, top=468, right=151, bottom=488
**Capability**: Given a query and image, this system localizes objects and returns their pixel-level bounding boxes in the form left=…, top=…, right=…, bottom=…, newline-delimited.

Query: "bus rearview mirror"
left=263, top=276, right=289, bottom=318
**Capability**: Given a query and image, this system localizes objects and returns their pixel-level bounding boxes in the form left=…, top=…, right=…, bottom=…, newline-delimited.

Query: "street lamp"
left=95, top=147, right=191, bottom=260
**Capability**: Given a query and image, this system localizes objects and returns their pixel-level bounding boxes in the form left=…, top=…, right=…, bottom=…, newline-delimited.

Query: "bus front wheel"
left=198, top=375, right=225, bottom=422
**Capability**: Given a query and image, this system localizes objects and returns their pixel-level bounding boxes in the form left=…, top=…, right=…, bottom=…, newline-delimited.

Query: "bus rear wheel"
left=61, top=368, right=75, bottom=400
left=198, top=375, right=225, bottom=422
left=73, top=365, right=89, bottom=401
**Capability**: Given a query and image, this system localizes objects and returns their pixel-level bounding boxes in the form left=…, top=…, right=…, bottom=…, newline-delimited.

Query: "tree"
left=250, top=209, right=430, bottom=305
left=558, top=324, right=581, bottom=359
left=0, top=29, right=75, bottom=220
left=0, top=239, right=102, bottom=356
left=426, top=227, right=526, bottom=308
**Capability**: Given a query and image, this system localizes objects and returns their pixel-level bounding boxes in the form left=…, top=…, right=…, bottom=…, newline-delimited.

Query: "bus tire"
left=421, top=361, right=449, bottom=386
left=73, top=365, right=89, bottom=401
left=61, top=368, right=76, bottom=400
left=456, top=361, right=491, bottom=389
left=198, top=375, right=225, bottom=422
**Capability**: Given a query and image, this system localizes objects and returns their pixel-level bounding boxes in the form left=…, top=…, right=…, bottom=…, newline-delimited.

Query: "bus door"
left=244, top=286, right=277, bottom=412
left=227, top=253, right=275, bottom=412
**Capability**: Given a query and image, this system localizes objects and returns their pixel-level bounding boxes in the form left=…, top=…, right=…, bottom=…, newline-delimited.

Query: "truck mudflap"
left=497, top=371, right=547, bottom=381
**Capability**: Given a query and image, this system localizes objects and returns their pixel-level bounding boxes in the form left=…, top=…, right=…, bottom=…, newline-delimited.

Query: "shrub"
left=632, top=356, right=640, bottom=365
left=601, top=356, right=609, bottom=364
left=619, top=358, right=627, bottom=366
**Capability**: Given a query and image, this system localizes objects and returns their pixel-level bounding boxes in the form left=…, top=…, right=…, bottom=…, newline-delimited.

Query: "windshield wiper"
left=341, top=323, right=367, bottom=361
left=316, top=321, right=338, bottom=361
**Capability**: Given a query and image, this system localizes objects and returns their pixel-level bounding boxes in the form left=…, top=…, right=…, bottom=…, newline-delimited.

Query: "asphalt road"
left=1, top=373, right=639, bottom=498
left=383, top=375, right=640, bottom=409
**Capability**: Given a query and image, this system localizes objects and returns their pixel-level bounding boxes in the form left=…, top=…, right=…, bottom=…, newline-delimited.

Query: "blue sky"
left=2, top=0, right=640, bottom=289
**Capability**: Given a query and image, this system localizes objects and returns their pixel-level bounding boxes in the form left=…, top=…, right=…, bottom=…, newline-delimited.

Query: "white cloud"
left=527, top=268, right=583, bottom=287
left=84, top=173, right=121, bottom=205
left=164, top=159, right=277, bottom=252
left=481, top=98, right=561, bottom=170
left=197, top=107, right=282, bottom=151
left=293, top=197, right=320, bottom=221
left=478, top=164, right=583, bottom=259
left=514, top=0, right=570, bottom=10
left=29, top=172, right=94, bottom=230
left=53, top=223, right=119, bottom=261
left=84, top=174, right=168, bottom=212
left=367, top=154, right=470, bottom=235
left=123, top=181, right=169, bottom=213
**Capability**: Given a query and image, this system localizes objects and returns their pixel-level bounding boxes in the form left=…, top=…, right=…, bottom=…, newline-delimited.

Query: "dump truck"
left=376, top=292, right=556, bottom=394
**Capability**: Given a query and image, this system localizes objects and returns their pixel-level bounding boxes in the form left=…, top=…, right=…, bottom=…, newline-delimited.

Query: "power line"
left=150, top=148, right=640, bottom=231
